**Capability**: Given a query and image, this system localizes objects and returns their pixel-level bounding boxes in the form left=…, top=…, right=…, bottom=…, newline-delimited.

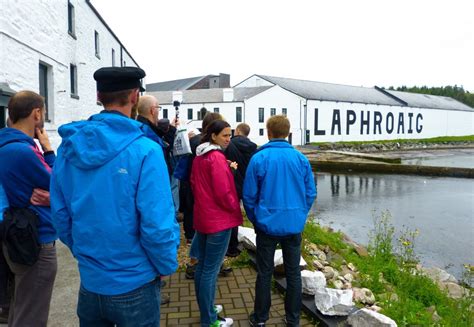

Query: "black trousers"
left=0, top=244, right=13, bottom=308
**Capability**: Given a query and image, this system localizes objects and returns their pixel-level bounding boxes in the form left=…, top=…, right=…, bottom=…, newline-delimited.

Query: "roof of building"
left=146, top=76, right=208, bottom=92
left=382, top=89, right=473, bottom=111
left=148, top=86, right=272, bottom=105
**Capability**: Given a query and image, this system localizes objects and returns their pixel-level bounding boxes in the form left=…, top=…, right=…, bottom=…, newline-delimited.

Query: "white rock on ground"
left=237, top=226, right=257, bottom=251
left=314, top=288, right=354, bottom=316
left=301, top=270, right=326, bottom=295
left=347, top=308, right=397, bottom=327
left=274, top=249, right=307, bottom=269
left=352, top=287, right=376, bottom=305
left=421, top=267, right=457, bottom=284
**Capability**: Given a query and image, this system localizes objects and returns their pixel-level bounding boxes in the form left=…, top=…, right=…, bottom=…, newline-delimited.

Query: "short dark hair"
left=236, top=123, right=250, bottom=136
left=202, top=112, right=222, bottom=133
left=266, top=115, right=290, bottom=138
left=97, top=88, right=135, bottom=107
left=202, top=120, right=230, bottom=144
left=8, top=90, right=44, bottom=124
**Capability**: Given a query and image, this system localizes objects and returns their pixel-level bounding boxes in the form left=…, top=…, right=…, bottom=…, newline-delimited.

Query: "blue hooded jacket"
left=0, top=128, right=57, bottom=242
left=243, top=140, right=317, bottom=236
left=50, top=112, right=180, bottom=295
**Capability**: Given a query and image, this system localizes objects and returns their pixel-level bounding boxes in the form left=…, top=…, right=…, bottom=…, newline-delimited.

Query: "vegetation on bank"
left=310, top=135, right=474, bottom=147
left=302, top=211, right=473, bottom=326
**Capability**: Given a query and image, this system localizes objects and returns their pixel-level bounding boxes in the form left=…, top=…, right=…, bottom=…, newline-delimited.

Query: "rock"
left=368, top=305, right=382, bottom=313
left=237, top=227, right=257, bottom=251
left=352, top=287, right=376, bottom=305
left=426, top=306, right=441, bottom=322
left=301, top=270, right=326, bottom=295
left=348, top=308, right=397, bottom=326
left=313, top=260, right=324, bottom=270
left=343, top=282, right=352, bottom=290
left=274, top=249, right=307, bottom=274
left=322, top=266, right=336, bottom=279
left=333, top=280, right=343, bottom=289
left=348, top=262, right=357, bottom=271
left=441, top=282, right=467, bottom=299
left=344, top=273, right=354, bottom=283
left=354, top=244, right=369, bottom=257
left=337, top=276, right=346, bottom=282
left=421, top=267, right=457, bottom=284
left=314, top=288, right=354, bottom=316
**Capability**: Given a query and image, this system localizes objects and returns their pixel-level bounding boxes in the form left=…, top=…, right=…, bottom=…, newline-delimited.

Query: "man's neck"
left=11, top=122, right=34, bottom=138
left=104, top=105, right=132, bottom=118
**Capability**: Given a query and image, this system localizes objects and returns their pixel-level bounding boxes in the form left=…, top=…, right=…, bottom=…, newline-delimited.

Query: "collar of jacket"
left=257, top=139, right=291, bottom=152
left=99, top=109, right=128, bottom=118
left=136, top=115, right=162, bottom=136
left=196, top=142, right=222, bottom=156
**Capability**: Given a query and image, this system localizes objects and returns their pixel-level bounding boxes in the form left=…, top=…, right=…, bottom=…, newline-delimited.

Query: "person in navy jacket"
left=243, top=115, right=317, bottom=327
left=50, top=67, right=179, bottom=326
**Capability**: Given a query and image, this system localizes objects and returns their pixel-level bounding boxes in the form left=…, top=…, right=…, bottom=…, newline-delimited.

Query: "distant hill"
left=386, top=85, right=474, bottom=109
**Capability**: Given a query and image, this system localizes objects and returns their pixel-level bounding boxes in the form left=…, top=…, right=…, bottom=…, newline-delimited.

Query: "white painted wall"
left=0, top=0, right=138, bottom=149
left=234, top=75, right=274, bottom=88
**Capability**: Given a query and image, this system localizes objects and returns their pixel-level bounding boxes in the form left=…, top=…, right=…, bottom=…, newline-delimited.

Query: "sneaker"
left=249, top=312, right=265, bottom=326
left=160, top=293, right=170, bottom=305
left=160, top=279, right=167, bottom=288
left=211, top=316, right=233, bottom=327
left=219, top=264, right=233, bottom=277
left=214, top=304, right=223, bottom=314
left=225, top=249, right=241, bottom=257
left=185, top=263, right=196, bottom=279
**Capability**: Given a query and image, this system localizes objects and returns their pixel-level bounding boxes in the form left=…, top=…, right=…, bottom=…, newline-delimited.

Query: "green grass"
left=310, top=135, right=474, bottom=146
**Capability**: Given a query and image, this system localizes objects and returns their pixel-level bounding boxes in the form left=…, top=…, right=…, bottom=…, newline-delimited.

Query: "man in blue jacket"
left=50, top=67, right=180, bottom=326
left=0, top=91, right=57, bottom=327
left=243, top=115, right=317, bottom=327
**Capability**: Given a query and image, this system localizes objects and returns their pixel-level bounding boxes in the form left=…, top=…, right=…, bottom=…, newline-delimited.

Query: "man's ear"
left=130, top=89, right=139, bottom=105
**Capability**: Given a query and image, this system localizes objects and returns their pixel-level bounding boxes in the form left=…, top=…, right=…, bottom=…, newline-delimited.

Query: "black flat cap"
left=94, top=66, right=146, bottom=92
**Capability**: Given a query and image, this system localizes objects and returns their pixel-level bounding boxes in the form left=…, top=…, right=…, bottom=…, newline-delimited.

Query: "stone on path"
left=314, top=288, right=354, bottom=316
left=301, top=270, right=326, bottom=295
left=348, top=308, right=397, bottom=327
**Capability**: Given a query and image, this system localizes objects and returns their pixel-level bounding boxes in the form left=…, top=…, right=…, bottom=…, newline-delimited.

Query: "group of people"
left=0, top=66, right=316, bottom=327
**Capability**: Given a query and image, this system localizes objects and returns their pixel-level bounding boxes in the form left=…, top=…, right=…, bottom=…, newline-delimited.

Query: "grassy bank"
left=310, top=135, right=474, bottom=147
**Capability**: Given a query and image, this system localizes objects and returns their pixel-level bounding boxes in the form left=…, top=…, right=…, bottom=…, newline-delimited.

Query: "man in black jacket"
left=224, top=123, right=257, bottom=257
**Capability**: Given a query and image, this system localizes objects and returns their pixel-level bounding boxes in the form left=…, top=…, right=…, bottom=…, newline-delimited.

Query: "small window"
left=236, top=106, right=242, bottom=122
left=112, top=49, right=115, bottom=66
left=231, top=129, right=235, bottom=137
left=214, top=107, right=219, bottom=113
left=282, top=108, right=287, bottom=116
left=258, top=108, right=264, bottom=123
left=70, top=64, right=78, bottom=98
left=94, top=31, right=100, bottom=58
left=67, top=1, right=75, bottom=38
left=39, top=63, right=50, bottom=121
left=163, top=108, right=168, bottom=119
left=187, top=108, right=193, bottom=120
left=270, top=108, right=276, bottom=116
left=259, top=128, right=264, bottom=136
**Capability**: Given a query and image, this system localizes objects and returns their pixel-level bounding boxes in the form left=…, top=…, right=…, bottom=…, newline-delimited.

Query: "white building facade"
left=0, top=0, right=139, bottom=148
left=150, top=75, right=473, bottom=146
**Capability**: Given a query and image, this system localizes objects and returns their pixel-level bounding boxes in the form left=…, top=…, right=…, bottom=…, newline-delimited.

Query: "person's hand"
left=171, top=117, right=180, bottom=127
left=188, top=131, right=196, bottom=139
left=35, top=128, right=52, bottom=152
left=30, top=188, right=50, bottom=206
left=228, top=160, right=238, bottom=170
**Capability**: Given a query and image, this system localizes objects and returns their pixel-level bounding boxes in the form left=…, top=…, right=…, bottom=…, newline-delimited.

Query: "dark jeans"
left=77, top=278, right=161, bottom=327
left=254, top=231, right=302, bottom=327
left=0, top=247, right=13, bottom=308
left=194, top=229, right=231, bottom=326
left=180, top=180, right=195, bottom=240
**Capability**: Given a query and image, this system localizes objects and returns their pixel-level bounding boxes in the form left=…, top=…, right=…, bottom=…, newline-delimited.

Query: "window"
left=259, top=128, right=264, bottom=136
left=112, top=49, right=115, bottom=66
left=214, top=107, right=219, bottom=113
left=94, top=31, right=100, bottom=58
left=258, top=108, right=264, bottom=123
left=231, top=129, right=235, bottom=137
left=67, top=1, right=75, bottom=38
left=282, top=108, right=287, bottom=116
left=70, top=64, right=78, bottom=98
left=38, top=63, right=50, bottom=121
left=236, top=106, right=242, bottom=122
left=270, top=108, right=276, bottom=116
left=187, top=108, right=193, bottom=120
left=163, top=108, right=168, bottom=119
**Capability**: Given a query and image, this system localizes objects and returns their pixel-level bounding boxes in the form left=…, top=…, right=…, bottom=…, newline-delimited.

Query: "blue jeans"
left=77, top=278, right=161, bottom=327
left=194, top=229, right=231, bottom=326
left=170, top=175, right=180, bottom=220
left=189, top=234, right=199, bottom=260
left=254, top=231, right=302, bottom=327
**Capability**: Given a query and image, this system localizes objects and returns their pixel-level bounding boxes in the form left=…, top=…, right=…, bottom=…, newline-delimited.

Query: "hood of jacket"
left=58, top=112, right=144, bottom=170
left=196, top=142, right=222, bottom=156
left=231, top=135, right=257, bottom=155
left=0, top=128, right=36, bottom=149
left=256, top=139, right=291, bottom=153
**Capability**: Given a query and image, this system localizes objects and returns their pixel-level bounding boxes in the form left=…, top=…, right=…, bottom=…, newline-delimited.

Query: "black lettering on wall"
left=416, top=113, right=423, bottom=133
left=374, top=111, right=382, bottom=134
left=360, top=110, right=370, bottom=134
left=346, top=110, right=356, bottom=135
left=397, top=112, right=405, bottom=134
left=408, top=112, right=414, bottom=134
left=331, top=110, right=341, bottom=135
left=314, top=108, right=326, bottom=135
left=386, top=112, right=394, bottom=134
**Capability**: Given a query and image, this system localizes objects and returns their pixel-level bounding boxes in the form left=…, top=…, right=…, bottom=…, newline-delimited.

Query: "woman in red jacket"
left=191, top=120, right=243, bottom=327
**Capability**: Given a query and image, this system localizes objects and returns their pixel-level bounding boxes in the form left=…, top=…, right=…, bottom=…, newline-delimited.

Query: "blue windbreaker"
left=0, top=184, right=8, bottom=218
left=243, top=139, right=317, bottom=236
left=0, top=128, right=57, bottom=242
left=50, top=112, right=180, bottom=295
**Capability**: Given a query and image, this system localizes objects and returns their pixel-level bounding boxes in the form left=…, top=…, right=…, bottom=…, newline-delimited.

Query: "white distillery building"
left=148, top=75, right=474, bottom=146
left=0, top=0, right=139, bottom=148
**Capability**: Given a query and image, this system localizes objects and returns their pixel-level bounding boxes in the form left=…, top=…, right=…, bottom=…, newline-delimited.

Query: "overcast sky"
left=90, top=0, right=474, bottom=92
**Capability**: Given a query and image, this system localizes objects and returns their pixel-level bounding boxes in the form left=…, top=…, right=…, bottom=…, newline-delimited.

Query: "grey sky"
left=91, top=0, right=474, bottom=92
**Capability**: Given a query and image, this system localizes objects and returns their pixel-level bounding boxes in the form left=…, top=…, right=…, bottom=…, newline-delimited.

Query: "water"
left=311, top=172, right=474, bottom=281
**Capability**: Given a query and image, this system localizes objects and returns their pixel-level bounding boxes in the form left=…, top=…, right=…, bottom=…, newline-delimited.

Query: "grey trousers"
left=2, top=243, right=57, bottom=327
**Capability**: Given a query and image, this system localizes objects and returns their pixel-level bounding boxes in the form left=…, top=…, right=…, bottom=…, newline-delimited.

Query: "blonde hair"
left=266, top=115, right=290, bottom=138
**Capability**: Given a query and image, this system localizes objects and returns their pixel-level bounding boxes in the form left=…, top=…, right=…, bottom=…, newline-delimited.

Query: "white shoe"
left=216, top=316, right=233, bottom=326
left=214, top=304, right=223, bottom=314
